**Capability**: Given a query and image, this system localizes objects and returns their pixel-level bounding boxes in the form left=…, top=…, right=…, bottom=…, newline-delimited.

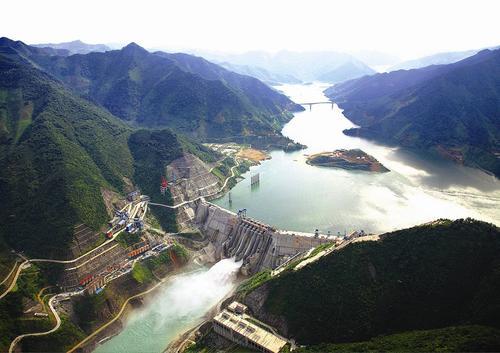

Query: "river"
left=94, top=83, right=499, bottom=353
left=93, top=259, right=241, bottom=353
left=214, top=83, right=500, bottom=234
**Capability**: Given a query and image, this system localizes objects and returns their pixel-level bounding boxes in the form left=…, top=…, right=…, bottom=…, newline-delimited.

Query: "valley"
left=1, top=7, right=500, bottom=351
left=1, top=77, right=498, bottom=353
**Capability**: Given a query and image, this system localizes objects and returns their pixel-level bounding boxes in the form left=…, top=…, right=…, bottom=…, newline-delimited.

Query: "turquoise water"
left=214, top=83, right=500, bottom=234
left=94, top=83, right=499, bottom=353
left=94, top=259, right=241, bottom=353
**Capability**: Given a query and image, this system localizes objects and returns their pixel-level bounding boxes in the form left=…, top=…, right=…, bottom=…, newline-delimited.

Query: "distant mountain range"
left=325, top=49, right=500, bottom=178
left=198, top=50, right=376, bottom=83
left=33, top=39, right=111, bottom=54
left=1, top=38, right=302, bottom=141
left=348, top=50, right=400, bottom=70
left=389, top=46, right=499, bottom=71
left=317, top=61, right=376, bottom=84
left=217, top=62, right=301, bottom=85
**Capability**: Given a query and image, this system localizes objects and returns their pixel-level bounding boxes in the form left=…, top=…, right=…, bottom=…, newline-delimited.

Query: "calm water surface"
left=214, top=83, right=500, bottom=234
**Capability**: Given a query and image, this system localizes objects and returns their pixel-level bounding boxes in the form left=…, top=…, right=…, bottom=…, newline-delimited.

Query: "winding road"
left=9, top=294, right=61, bottom=353
left=4, top=157, right=242, bottom=351
left=0, top=260, right=29, bottom=300
left=0, top=260, right=19, bottom=286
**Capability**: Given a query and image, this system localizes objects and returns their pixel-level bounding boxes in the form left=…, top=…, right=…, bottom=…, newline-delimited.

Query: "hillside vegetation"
left=0, top=50, right=219, bottom=258
left=244, top=219, right=500, bottom=351
left=325, top=49, right=500, bottom=177
left=0, top=38, right=302, bottom=142
left=0, top=54, right=134, bottom=258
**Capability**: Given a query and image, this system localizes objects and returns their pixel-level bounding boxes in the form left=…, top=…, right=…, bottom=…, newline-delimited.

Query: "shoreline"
left=165, top=275, right=246, bottom=353
left=68, top=263, right=207, bottom=353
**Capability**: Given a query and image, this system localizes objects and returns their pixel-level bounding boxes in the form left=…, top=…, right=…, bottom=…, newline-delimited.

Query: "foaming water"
left=94, top=258, right=241, bottom=353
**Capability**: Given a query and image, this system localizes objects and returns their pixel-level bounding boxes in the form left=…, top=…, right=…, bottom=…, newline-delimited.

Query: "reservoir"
left=94, top=83, right=499, bottom=353
left=214, top=83, right=500, bottom=234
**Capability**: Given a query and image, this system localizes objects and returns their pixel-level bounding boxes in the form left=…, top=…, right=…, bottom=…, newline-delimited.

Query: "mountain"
left=388, top=47, right=499, bottom=71
left=0, top=38, right=302, bottom=142
left=32, top=39, right=111, bottom=54
left=197, top=50, right=375, bottom=82
left=0, top=47, right=217, bottom=258
left=240, top=219, right=500, bottom=351
left=217, top=62, right=301, bottom=85
left=317, top=61, right=375, bottom=83
left=325, top=49, right=500, bottom=178
left=349, top=50, right=400, bottom=70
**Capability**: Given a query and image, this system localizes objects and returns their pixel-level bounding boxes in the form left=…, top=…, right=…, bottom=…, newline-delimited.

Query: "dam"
left=193, top=200, right=330, bottom=275
left=161, top=150, right=332, bottom=276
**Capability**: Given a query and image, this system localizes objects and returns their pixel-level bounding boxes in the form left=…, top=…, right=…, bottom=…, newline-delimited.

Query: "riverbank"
left=90, top=257, right=242, bottom=353
left=214, top=83, right=500, bottom=235
left=67, top=246, right=192, bottom=353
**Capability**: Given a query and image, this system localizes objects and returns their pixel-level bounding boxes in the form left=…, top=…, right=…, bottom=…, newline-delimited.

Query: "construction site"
left=57, top=192, right=170, bottom=294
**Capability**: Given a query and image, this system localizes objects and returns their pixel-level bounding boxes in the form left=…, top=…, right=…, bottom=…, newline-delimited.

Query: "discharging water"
left=214, top=83, right=500, bottom=234
left=94, top=258, right=241, bottom=353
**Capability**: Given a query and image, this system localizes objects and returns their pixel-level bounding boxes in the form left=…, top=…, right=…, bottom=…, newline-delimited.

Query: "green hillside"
left=325, top=49, right=500, bottom=177
left=296, top=325, right=500, bottom=352
left=0, top=55, right=134, bottom=258
left=0, top=38, right=302, bottom=143
left=243, top=219, right=500, bottom=350
left=0, top=52, right=218, bottom=258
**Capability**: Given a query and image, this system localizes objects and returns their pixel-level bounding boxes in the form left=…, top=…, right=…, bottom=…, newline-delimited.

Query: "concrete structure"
left=213, top=302, right=287, bottom=353
left=194, top=200, right=329, bottom=274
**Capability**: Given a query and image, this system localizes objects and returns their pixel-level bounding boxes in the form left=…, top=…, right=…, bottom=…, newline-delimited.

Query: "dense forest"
left=0, top=37, right=302, bottom=141
left=0, top=49, right=219, bottom=258
left=243, top=219, right=500, bottom=351
left=325, top=49, right=500, bottom=177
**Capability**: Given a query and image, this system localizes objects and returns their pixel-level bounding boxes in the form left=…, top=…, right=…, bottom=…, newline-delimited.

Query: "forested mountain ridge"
left=0, top=38, right=302, bottom=141
left=0, top=50, right=216, bottom=258
left=241, top=218, right=500, bottom=352
left=325, top=49, right=500, bottom=177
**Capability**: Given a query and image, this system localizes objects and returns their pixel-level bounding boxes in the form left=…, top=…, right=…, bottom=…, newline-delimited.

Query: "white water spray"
left=95, top=258, right=242, bottom=353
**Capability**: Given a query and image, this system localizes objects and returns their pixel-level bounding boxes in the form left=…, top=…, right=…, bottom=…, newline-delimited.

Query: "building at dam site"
left=213, top=302, right=287, bottom=353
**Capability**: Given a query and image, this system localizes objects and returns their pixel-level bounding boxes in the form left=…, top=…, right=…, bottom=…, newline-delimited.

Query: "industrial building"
left=213, top=302, right=287, bottom=353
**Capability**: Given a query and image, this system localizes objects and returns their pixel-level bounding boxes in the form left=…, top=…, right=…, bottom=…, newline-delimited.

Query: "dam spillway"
left=193, top=200, right=329, bottom=275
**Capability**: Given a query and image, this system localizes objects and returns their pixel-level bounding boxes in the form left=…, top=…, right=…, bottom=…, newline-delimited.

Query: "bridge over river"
left=298, top=101, right=334, bottom=110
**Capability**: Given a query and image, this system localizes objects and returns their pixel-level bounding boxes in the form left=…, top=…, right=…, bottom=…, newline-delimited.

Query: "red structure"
left=79, top=274, right=94, bottom=286
left=128, top=244, right=150, bottom=258
left=160, top=176, right=168, bottom=195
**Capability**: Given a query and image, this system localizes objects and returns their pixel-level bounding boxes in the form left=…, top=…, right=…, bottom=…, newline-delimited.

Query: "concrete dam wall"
left=194, top=200, right=329, bottom=275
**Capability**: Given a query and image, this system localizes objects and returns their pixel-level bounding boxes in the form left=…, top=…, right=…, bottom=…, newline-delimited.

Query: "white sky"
left=1, top=0, right=499, bottom=59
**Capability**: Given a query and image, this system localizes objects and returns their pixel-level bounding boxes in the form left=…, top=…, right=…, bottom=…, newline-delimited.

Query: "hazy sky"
left=2, top=0, right=499, bottom=59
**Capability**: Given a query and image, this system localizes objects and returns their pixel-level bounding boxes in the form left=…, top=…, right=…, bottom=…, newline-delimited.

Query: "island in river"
left=306, top=149, right=389, bottom=172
